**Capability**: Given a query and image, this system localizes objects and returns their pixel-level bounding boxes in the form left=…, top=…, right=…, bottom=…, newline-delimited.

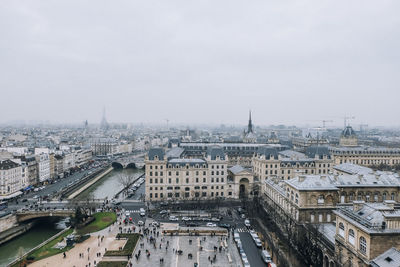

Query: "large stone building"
left=0, top=159, right=23, bottom=199
left=144, top=147, right=257, bottom=202
left=263, top=167, right=400, bottom=224
left=329, top=146, right=400, bottom=167
left=339, top=126, right=358, bottom=147
left=253, top=146, right=333, bottom=181
left=334, top=201, right=400, bottom=267
left=180, top=142, right=287, bottom=167
left=291, top=133, right=329, bottom=150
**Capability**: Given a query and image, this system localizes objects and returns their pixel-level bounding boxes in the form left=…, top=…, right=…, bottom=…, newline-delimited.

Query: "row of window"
left=344, top=192, right=396, bottom=202
left=149, top=191, right=229, bottom=198
left=149, top=165, right=163, bottom=170
left=149, top=185, right=225, bottom=190
left=338, top=223, right=367, bottom=254
left=149, top=177, right=225, bottom=184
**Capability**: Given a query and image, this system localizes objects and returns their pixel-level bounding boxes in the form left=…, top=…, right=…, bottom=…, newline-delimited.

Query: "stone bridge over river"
left=111, top=153, right=146, bottom=169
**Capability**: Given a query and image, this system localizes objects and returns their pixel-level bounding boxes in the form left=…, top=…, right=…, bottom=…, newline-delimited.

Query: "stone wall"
left=0, top=213, right=18, bottom=233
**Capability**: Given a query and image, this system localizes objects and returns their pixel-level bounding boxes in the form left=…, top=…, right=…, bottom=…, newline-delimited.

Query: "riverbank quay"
left=7, top=211, right=117, bottom=266
left=7, top=227, right=72, bottom=267
left=0, top=221, right=35, bottom=246
left=26, top=211, right=126, bottom=267
left=67, top=166, right=113, bottom=199
left=114, top=173, right=145, bottom=199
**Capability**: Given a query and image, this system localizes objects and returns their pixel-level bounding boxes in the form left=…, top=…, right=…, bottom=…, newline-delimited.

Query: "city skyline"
left=1, top=1, right=400, bottom=126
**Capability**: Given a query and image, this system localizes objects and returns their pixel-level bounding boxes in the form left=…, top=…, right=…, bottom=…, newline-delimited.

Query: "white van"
left=234, top=232, right=240, bottom=243
left=261, top=250, right=272, bottom=263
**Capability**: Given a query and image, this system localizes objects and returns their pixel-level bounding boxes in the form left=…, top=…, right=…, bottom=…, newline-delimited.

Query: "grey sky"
left=1, top=1, right=399, bottom=127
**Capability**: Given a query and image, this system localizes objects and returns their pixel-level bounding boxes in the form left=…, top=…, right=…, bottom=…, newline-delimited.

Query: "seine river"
left=0, top=168, right=143, bottom=266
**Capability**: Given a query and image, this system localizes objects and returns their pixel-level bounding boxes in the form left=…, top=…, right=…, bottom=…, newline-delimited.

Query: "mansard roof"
left=148, top=147, right=165, bottom=160
left=257, top=146, right=279, bottom=159
left=305, top=146, right=331, bottom=159
left=206, top=146, right=226, bottom=160
left=342, top=126, right=356, bottom=137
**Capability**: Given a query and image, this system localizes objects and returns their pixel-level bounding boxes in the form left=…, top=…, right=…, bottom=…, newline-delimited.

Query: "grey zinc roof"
left=148, top=147, right=165, bottom=160
left=207, top=146, right=226, bottom=160
left=342, top=126, right=356, bottom=137
left=229, top=165, right=250, bottom=175
left=335, top=203, right=400, bottom=233
left=285, top=175, right=338, bottom=191
left=257, top=146, right=279, bottom=159
left=371, top=247, right=400, bottom=267
left=333, top=163, right=373, bottom=175
left=279, top=150, right=306, bottom=159
left=166, top=147, right=185, bottom=159
left=0, top=159, right=20, bottom=170
left=335, top=173, right=400, bottom=187
left=305, top=146, right=331, bottom=159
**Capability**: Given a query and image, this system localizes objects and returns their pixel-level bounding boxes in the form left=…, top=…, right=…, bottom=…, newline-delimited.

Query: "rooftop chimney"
left=353, top=200, right=365, bottom=212
left=384, top=200, right=395, bottom=209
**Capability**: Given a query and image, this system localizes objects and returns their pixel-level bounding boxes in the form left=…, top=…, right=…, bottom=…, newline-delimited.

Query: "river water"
left=0, top=168, right=143, bottom=266
left=0, top=218, right=67, bottom=266
left=75, top=168, right=143, bottom=200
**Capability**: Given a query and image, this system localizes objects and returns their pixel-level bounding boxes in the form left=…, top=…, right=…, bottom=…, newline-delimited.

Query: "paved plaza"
left=28, top=209, right=243, bottom=267
left=130, top=223, right=243, bottom=267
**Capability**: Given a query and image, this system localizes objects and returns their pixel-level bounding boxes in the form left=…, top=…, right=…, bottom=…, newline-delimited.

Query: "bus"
left=0, top=201, right=8, bottom=211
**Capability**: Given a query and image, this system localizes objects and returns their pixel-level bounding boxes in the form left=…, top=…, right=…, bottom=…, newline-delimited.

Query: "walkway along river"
left=0, top=168, right=143, bottom=266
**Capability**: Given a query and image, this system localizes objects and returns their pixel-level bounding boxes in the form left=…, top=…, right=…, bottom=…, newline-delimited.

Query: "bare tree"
left=117, top=173, right=135, bottom=196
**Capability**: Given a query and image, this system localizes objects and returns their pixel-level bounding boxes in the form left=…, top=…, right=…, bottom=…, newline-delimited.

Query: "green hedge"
left=104, top=233, right=139, bottom=257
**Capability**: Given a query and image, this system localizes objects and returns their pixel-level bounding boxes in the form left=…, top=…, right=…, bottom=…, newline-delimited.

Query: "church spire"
left=247, top=110, right=253, bottom=133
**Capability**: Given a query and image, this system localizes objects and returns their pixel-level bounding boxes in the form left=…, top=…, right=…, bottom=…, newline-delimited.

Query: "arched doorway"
left=239, top=178, right=249, bottom=198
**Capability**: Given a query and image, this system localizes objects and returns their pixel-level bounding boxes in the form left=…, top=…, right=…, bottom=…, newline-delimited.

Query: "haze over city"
left=1, top=0, right=400, bottom=126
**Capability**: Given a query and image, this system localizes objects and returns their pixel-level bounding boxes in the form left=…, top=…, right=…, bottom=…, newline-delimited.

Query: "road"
left=5, top=164, right=108, bottom=211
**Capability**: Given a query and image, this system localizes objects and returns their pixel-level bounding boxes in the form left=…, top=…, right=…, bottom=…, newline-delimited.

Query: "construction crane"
left=322, top=120, right=333, bottom=128
left=344, top=116, right=355, bottom=128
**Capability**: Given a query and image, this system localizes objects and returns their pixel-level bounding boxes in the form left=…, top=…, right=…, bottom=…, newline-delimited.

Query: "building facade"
left=35, top=153, right=50, bottom=183
left=253, top=146, right=333, bottom=182
left=329, top=146, right=400, bottom=167
left=334, top=201, right=400, bottom=267
left=144, top=147, right=255, bottom=202
left=263, top=168, right=400, bottom=224
left=0, top=159, right=23, bottom=199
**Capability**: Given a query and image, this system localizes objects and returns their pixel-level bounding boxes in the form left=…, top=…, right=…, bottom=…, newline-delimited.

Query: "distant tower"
left=247, top=110, right=254, bottom=134
left=243, top=110, right=256, bottom=143
left=85, top=120, right=88, bottom=128
left=100, top=107, right=108, bottom=130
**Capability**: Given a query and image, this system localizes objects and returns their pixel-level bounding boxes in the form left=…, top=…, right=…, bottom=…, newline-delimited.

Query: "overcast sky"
left=1, top=1, right=399, bottom=127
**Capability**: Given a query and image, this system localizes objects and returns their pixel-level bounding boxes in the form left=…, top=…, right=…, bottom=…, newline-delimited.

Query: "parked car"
left=254, top=238, right=262, bottom=248
left=182, top=216, right=192, bottom=221
left=169, top=216, right=179, bottom=221
left=261, top=250, right=272, bottom=263
left=206, top=222, right=217, bottom=227
left=218, top=223, right=231, bottom=229
left=159, top=210, right=168, bottom=215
